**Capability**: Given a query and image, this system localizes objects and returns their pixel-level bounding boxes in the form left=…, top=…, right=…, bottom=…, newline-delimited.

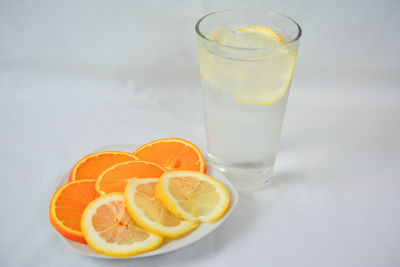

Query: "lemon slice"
left=155, top=171, right=230, bottom=222
left=219, top=26, right=284, bottom=48
left=81, top=193, right=163, bottom=257
left=124, top=178, right=199, bottom=238
left=199, top=25, right=297, bottom=106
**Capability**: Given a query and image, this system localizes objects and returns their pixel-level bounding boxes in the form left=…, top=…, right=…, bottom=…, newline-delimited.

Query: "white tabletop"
left=1, top=1, right=400, bottom=266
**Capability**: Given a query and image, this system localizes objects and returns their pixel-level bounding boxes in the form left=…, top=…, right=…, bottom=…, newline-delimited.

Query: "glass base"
left=208, top=160, right=274, bottom=191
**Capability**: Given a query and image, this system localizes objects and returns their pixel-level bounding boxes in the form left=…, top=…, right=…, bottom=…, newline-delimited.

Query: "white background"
left=1, top=0, right=399, bottom=266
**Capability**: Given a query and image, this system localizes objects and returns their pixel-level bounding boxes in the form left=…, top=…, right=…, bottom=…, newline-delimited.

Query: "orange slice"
left=81, top=193, right=163, bottom=257
left=134, top=138, right=206, bottom=173
left=69, top=151, right=138, bottom=182
left=49, top=180, right=99, bottom=243
left=95, top=161, right=166, bottom=195
left=124, top=178, right=199, bottom=238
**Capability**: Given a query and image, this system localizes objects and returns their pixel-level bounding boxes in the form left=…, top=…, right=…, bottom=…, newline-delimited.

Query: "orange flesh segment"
left=54, top=180, right=98, bottom=232
left=97, top=161, right=165, bottom=194
left=72, top=152, right=137, bottom=181
left=134, top=139, right=205, bottom=172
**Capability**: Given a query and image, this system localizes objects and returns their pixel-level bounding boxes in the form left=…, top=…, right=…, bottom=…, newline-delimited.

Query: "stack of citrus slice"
left=49, top=138, right=230, bottom=257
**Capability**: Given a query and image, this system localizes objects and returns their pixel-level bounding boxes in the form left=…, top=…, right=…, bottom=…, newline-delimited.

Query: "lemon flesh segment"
left=199, top=26, right=297, bottom=106
left=124, top=178, right=199, bottom=238
left=81, top=193, right=163, bottom=258
left=156, top=171, right=230, bottom=222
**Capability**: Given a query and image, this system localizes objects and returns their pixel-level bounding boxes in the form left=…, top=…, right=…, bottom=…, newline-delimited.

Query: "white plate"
left=57, top=144, right=239, bottom=259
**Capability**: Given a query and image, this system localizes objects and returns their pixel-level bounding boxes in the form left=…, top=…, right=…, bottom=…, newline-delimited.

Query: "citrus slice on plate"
left=81, top=193, right=163, bottom=257
left=95, top=160, right=165, bottom=195
left=49, top=180, right=99, bottom=243
left=69, top=151, right=138, bottom=181
left=124, top=178, right=199, bottom=238
left=134, top=138, right=206, bottom=173
left=155, top=171, right=230, bottom=222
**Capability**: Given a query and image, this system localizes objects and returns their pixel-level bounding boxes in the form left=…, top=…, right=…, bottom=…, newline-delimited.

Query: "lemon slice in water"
left=199, top=26, right=297, bottom=106
left=219, top=26, right=284, bottom=47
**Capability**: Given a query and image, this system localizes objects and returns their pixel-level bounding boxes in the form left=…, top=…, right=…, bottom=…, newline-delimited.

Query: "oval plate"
left=56, top=144, right=239, bottom=259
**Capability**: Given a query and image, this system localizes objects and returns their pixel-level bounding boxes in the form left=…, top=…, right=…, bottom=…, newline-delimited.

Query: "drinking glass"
left=196, top=9, right=301, bottom=190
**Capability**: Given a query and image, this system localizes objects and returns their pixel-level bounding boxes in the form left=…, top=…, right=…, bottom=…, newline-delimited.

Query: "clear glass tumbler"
left=196, top=9, right=301, bottom=190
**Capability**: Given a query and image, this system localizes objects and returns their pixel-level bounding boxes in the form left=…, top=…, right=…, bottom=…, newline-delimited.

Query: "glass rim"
left=195, top=8, right=302, bottom=51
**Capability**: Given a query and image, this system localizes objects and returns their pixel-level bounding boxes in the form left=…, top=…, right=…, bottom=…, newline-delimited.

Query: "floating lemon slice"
left=221, top=26, right=295, bottom=105
left=155, top=171, right=230, bottom=222
left=199, top=26, right=297, bottom=106
left=219, top=25, right=284, bottom=48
